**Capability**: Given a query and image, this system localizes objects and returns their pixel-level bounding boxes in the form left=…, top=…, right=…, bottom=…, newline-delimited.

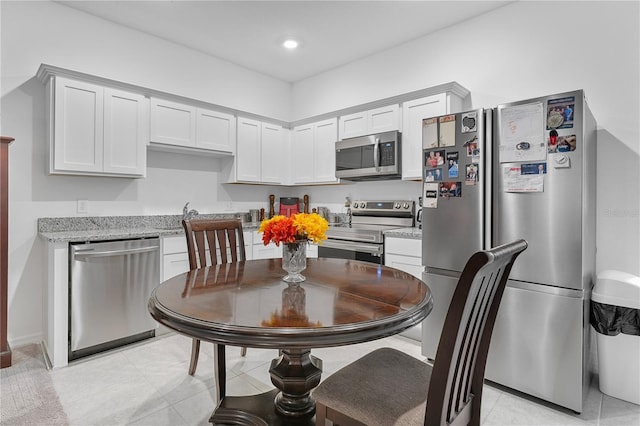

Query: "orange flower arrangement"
left=259, top=213, right=328, bottom=246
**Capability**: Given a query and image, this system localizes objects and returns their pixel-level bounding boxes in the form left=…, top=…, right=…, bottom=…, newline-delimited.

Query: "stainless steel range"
left=319, top=200, right=414, bottom=264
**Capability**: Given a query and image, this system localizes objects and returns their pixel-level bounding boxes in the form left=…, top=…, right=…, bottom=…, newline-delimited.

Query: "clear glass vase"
left=282, top=241, right=307, bottom=283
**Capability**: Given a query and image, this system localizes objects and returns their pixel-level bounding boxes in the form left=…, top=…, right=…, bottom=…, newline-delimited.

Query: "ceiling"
left=56, top=1, right=513, bottom=83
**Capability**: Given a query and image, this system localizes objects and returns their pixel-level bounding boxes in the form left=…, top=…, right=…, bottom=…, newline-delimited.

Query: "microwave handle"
left=373, top=137, right=380, bottom=169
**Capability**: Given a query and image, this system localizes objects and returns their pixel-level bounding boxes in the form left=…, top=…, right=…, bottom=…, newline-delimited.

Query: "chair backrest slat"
left=182, top=219, right=246, bottom=269
left=425, top=239, right=527, bottom=426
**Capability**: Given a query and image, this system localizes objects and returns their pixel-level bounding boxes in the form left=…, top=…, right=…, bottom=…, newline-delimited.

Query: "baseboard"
left=8, top=332, right=44, bottom=349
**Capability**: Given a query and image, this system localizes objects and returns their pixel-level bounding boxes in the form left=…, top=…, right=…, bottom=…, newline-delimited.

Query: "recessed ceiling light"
left=283, top=39, right=299, bottom=49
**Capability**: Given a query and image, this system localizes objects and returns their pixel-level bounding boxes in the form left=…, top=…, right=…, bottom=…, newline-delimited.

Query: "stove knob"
left=353, top=202, right=359, bottom=208
left=403, top=202, right=410, bottom=209
left=394, top=202, right=401, bottom=209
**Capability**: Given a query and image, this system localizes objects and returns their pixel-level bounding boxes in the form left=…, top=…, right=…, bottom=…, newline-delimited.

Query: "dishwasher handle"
left=73, top=245, right=160, bottom=259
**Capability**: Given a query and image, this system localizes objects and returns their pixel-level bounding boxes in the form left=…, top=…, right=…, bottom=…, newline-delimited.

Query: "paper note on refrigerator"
left=423, top=182, right=439, bottom=208
left=422, top=117, right=438, bottom=149
left=499, top=102, right=546, bottom=163
left=502, top=166, right=544, bottom=192
left=439, top=115, right=456, bottom=147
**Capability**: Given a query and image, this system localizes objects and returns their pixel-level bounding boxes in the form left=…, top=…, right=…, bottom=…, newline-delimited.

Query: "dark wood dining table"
left=148, top=257, right=432, bottom=425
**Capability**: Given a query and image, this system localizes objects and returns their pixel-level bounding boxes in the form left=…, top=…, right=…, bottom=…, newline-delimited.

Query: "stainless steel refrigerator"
left=420, top=90, right=596, bottom=413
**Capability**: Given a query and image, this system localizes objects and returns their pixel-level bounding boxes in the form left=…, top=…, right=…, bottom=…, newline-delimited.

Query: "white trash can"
left=591, top=270, right=640, bottom=405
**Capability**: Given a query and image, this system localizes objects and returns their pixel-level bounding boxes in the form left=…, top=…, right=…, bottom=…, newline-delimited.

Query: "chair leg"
left=188, top=338, right=200, bottom=375
left=315, top=401, right=329, bottom=426
left=240, top=346, right=247, bottom=357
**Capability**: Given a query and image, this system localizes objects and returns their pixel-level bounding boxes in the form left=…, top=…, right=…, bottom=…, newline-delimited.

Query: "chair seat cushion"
left=313, top=347, right=431, bottom=425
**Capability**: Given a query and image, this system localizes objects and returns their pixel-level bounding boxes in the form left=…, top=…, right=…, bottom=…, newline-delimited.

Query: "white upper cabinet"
left=234, top=117, right=284, bottom=184
left=236, top=117, right=262, bottom=182
left=401, top=93, right=463, bottom=180
left=149, top=98, right=195, bottom=147
left=196, top=108, right=236, bottom=153
left=338, top=104, right=400, bottom=140
left=103, top=88, right=149, bottom=176
left=292, top=124, right=314, bottom=183
left=48, top=76, right=147, bottom=177
left=292, top=118, right=338, bottom=184
left=150, top=98, right=235, bottom=154
left=260, top=122, right=284, bottom=184
left=338, top=112, right=367, bottom=140
left=313, top=119, right=339, bottom=183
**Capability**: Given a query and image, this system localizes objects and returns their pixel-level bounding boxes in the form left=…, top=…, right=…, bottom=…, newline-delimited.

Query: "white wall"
left=296, top=1, right=640, bottom=277
left=0, top=0, right=289, bottom=346
left=1, top=0, right=638, bottom=347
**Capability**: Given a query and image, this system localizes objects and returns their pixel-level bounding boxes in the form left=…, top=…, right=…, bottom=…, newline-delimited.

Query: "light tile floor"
left=46, top=333, right=639, bottom=425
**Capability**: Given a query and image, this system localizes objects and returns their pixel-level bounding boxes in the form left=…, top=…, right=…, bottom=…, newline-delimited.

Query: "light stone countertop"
left=38, top=214, right=260, bottom=243
left=384, top=227, right=422, bottom=240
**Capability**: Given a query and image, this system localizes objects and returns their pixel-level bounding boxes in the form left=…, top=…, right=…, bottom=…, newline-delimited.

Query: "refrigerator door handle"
left=424, top=267, right=460, bottom=278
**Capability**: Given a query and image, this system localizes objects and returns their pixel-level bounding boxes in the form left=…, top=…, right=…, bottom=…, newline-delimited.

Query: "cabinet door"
left=162, top=252, right=190, bottom=281
left=313, top=118, right=339, bottom=183
left=401, top=94, right=447, bottom=179
left=292, top=124, right=314, bottom=183
left=236, top=117, right=261, bottom=182
left=196, top=108, right=236, bottom=153
left=103, top=88, right=148, bottom=176
left=368, top=104, right=400, bottom=134
left=253, top=243, right=282, bottom=260
left=53, top=77, right=104, bottom=173
left=243, top=231, right=253, bottom=261
left=260, top=123, right=284, bottom=184
left=149, top=98, right=196, bottom=147
left=307, top=244, right=319, bottom=258
left=384, top=237, right=423, bottom=279
left=338, top=111, right=367, bottom=140
left=385, top=254, right=424, bottom=279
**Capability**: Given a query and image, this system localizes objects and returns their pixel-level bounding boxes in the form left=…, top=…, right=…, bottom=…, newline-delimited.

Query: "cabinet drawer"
left=162, top=235, right=187, bottom=255
left=384, top=254, right=424, bottom=279
left=162, top=252, right=190, bottom=281
left=385, top=237, right=422, bottom=257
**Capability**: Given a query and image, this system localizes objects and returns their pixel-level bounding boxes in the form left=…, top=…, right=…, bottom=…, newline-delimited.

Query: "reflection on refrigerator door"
left=421, top=271, right=458, bottom=361
left=485, top=281, right=586, bottom=412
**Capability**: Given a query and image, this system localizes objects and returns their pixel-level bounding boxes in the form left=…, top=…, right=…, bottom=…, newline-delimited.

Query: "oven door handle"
left=321, top=240, right=382, bottom=255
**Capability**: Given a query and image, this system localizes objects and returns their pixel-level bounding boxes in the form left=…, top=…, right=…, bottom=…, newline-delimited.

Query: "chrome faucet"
left=182, top=202, right=199, bottom=221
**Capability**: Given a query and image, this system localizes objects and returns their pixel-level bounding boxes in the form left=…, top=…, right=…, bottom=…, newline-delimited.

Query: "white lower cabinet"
left=384, top=237, right=423, bottom=278
left=161, top=231, right=252, bottom=281
left=385, top=236, right=424, bottom=341
left=251, top=231, right=319, bottom=260
left=252, top=231, right=281, bottom=259
left=161, top=235, right=190, bottom=281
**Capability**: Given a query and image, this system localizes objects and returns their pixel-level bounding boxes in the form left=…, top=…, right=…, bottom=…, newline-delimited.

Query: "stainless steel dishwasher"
left=69, top=238, right=160, bottom=360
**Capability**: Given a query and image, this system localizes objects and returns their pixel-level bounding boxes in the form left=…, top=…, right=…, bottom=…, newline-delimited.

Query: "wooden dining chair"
left=313, top=239, right=528, bottom=426
left=181, top=218, right=247, bottom=392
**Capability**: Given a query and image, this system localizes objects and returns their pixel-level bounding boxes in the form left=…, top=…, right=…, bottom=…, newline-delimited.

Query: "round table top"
left=149, top=258, right=432, bottom=349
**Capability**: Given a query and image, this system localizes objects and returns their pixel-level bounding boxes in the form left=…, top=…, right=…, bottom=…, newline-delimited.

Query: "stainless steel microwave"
left=335, top=131, right=401, bottom=181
